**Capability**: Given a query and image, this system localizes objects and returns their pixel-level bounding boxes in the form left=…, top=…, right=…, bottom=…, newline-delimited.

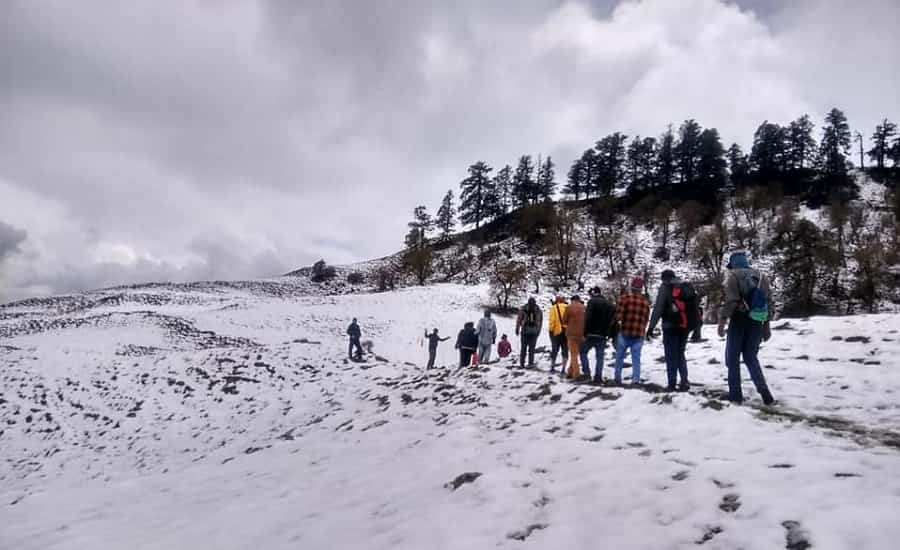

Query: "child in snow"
left=497, top=334, right=512, bottom=359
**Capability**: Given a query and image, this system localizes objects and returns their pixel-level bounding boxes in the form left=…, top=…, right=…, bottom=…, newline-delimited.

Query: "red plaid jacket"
left=615, top=292, right=651, bottom=338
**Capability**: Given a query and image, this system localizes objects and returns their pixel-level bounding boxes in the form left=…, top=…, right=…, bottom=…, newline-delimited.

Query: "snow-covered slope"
left=2, top=281, right=900, bottom=549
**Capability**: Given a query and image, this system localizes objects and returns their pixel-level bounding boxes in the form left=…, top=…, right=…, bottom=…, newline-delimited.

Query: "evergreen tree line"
left=412, top=109, right=900, bottom=235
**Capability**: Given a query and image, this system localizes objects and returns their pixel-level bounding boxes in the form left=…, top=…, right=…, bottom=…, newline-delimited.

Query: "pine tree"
left=891, top=136, right=900, bottom=167
left=786, top=114, right=816, bottom=171
left=675, top=119, right=702, bottom=184
left=435, top=190, right=456, bottom=241
left=491, top=165, right=513, bottom=216
left=513, top=155, right=535, bottom=208
left=459, top=161, right=494, bottom=229
left=696, top=128, right=727, bottom=193
left=655, top=126, right=676, bottom=190
left=579, top=149, right=599, bottom=198
left=868, top=118, right=898, bottom=170
left=818, top=108, right=852, bottom=180
left=536, top=156, right=556, bottom=202
left=626, top=136, right=657, bottom=195
left=405, top=205, right=433, bottom=249
left=750, top=121, right=786, bottom=178
left=565, top=157, right=586, bottom=201
left=727, top=143, right=749, bottom=185
left=594, top=132, right=628, bottom=196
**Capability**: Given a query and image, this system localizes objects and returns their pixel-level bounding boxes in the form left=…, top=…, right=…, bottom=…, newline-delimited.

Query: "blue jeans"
left=725, top=318, right=773, bottom=403
left=614, top=334, right=643, bottom=383
left=662, top=329, right=689, bottom=388
left=580, top=336, right=606, bottom=379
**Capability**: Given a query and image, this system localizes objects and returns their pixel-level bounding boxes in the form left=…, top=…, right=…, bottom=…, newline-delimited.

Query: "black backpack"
left=666, top=282, right=701, bottom=331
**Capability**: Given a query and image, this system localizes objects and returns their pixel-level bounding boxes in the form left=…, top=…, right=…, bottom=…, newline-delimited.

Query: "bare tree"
left=491, top=260, right=527, bottom=310
left=693, top=217, right=729, bottom=317
left=675, top=200, right=709, bottom=257
left=592, top=223, right=624, bottom=276
left=403, top=246, right=434, bottom=286
left=545, top=206, right=580, bottom=282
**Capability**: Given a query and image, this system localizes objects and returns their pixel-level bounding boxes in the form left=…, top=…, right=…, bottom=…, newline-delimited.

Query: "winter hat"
left=630, top=277, right=644, bottom=290
left=661, top=269, right=676, bottom=282
left=727, top=251, right=750, bottom=270
left=589, top=286, right=602, bottom=296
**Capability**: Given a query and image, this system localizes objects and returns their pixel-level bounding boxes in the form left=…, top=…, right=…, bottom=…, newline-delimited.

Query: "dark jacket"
left=456, top=326, right=479, bottom=350
left=347, top=322, right=361, bottom=339
left=425, top=331, right=449, bottom=351
left=584, top=295, right=616, bottom=337
left=648, top=279, right=680, bottom=332
left=516, top=303, right=543, bottom=335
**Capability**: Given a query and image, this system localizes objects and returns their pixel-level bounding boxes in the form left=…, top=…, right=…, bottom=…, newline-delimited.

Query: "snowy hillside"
left=2, top=280, right=900, bottom=549
left=320, top=172, right=899, bottom=317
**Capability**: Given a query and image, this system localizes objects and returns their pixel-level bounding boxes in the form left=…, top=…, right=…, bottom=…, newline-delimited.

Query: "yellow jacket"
left=548, top=302, right=567, bottom=336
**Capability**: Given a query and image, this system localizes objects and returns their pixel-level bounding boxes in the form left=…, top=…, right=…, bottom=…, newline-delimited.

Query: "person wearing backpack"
left=547, top=296, right=569, bottom=373
left=455, top=321, right=479, bottom=367
left=647, top=269, right=699, bottom=392
left=476, top=310, right=497, bottom=364
left=581, top=286, right=616, bottom=383
left=516, top=298, right=543, bottom=368
left=718, top=251, right=775, bottom=405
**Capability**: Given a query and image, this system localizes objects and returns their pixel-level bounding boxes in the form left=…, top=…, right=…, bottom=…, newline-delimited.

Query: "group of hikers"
left=347, top=250, right=775, bottom=406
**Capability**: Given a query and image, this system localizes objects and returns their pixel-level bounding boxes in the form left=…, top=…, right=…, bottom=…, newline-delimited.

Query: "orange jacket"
left=562, top=301, right=586, bottom=339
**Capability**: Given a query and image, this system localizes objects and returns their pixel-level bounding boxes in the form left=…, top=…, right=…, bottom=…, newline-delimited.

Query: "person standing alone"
left=718, top=251, right=775, bottom=405
left=614, top=278, right=651, bottom=385
left=424, top=328, right=449, bottom=369
left=347, top=318, right=363, bottom=360
left=476, top=310, right=497, bottom=364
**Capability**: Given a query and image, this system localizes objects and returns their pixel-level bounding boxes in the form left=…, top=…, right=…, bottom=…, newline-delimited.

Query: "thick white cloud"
left=0, top=0, right=897, bottom=301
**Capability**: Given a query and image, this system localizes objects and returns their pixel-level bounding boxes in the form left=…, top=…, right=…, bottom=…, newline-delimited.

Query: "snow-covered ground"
left=1, top=281, right=899, bottom=549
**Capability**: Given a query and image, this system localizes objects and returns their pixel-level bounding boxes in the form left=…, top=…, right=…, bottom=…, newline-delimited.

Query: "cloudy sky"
left=1, top=0, right=898, bottom=301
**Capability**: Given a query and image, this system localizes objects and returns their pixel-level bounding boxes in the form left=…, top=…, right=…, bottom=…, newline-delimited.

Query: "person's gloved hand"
left=645, top=329, right=654, bottom=341
left=717, top=322, right=727, bottom=338
left=762, top=322, right=772, bottom=342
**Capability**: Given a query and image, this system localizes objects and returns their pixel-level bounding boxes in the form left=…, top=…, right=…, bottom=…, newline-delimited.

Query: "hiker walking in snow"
left=718, top=251, right=775, bottom=405
left=425, top=328, right=450, bottom=369
left=563, top=295, right=586, bottom=379
left=476, top=310, right=497, bottom=363
left=581, top=286, right=616, bottom=383
left=515, top=298, right=543, bottom=368
left=497, top=334, right=512, bottom=359
left=347, top=318, right=363, bottom=360
left=455, top=322, right=479, bottom=368
left=547, top=296, right=569, bottom=373
left=614, top=278, right=651, bottom=385
left=647, top=269, right=699, bottom=392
